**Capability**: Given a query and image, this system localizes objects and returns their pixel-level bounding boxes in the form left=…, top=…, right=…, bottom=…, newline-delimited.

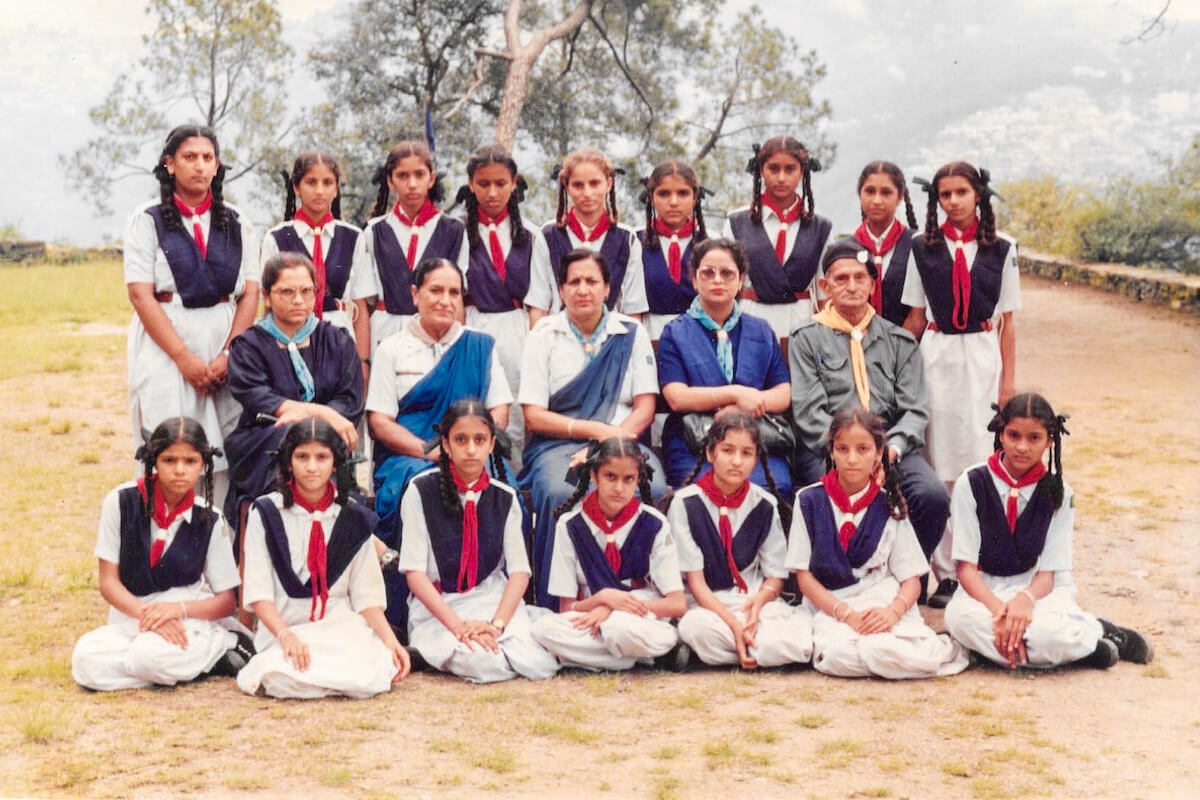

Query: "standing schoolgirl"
left=943, top=394, right=1153, bottom=669
left=399, top=400, right=559, bottom=682
left=723, top=137, right=832, bottom=341
left=638, top=160, right=708, bottom=340
left=237, top=418, right=410, bottom=698
left=787, top=408, right=968, bottom=679
left=348, top=141, right=466, bottom=353
left=73, top=418, right=250, bottom=691
left=527, top=148, right=647, bottom=324
left=851, top=161, right=920, bottom=327
left=531, top=438, right=685, bottom=671
left=124, top=125, right=259, bottom=507
left=669, top=413, right=811, bottom=669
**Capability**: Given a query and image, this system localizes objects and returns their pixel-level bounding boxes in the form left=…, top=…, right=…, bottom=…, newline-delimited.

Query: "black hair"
left=275, top=418, right=355, bottom=507
left=370, top=140, right=444, bottom=219
left=152, top=124, right=231, bottom=234
left=857, top=160, right=918, bottom=229
left=138, top=417, right=217, bottom=517
left=827, top=407, right=908, bottom=521
left=691, top=237, right=750, bottom=278
left=918, top=161, right=997, bottom=248
left=412, top=256, right=465, bottom=290
left=554, top=437, right=653, bottom=518
left=459, top=145, right=531, bottom=252
left=432, top=398, right=512, bottom=519
left=987, top=392, right=1068, bottom=511
left=555, top=248, right=612, bottom=288
left=642, top=160, right=708, bottom=250
left=747, top=136, right=818, bottom=226
left=283, top=151, right=343, bottom=221
left=261, top=251, right=316, bottom=294
left=554, top=148, right=619, bottom=229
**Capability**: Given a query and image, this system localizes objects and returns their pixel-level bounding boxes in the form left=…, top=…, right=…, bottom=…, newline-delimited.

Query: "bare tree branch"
left=1121, top=0, right=1171, bottom=43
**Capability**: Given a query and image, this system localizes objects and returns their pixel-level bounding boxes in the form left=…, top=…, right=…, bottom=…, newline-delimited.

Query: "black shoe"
left=213, top=631, right=256, bottom=676
left=654, top=642, right=692, bottom=672
left=1077, top=637, right=1119, bottom=670
left=1100, top=619, right=1154, bottom=664
left=406, top=645, right=429, bottom=673
left=927, top=578, right=958, bottom=610
left=379, top=548, right=401, bottom=574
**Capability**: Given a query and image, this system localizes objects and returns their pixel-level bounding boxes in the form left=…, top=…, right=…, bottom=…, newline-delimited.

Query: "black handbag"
left=680, top=412, right=796, bottom=457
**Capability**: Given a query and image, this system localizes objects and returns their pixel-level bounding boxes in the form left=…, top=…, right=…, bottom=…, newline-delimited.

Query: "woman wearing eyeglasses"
left=223, top=252, right=365, bottom=524
left=656, top=238, right=794, bottom=496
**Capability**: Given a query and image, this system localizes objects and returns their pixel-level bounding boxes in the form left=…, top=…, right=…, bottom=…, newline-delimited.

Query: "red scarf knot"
left=653, top=218, right=695, bottom=283
left=450, top=464, right=491, bottom=592
left=294, top=209, right=334, bottom=317
left=565, top=208, right=611, bottom=244
left=761, top=194, right=801, bottom=263
left=289, top=481, right=336, bottom=621
left=986, top=451, right=1046, bottom=532
left=854, top=220, right=905, bottom=314
left=695, top=472, right=751, bottom=592
left=478, top=208, right=509, bottom=281
left=393, top=199, right=440, bottom=267
left=940, top=220, right=978, bottom=331
left=820, top=470, right=881, bottom=551
left=137, top=477, right=195, bottom=567
left=174, top=193, right=213, bottom=259
left=582, top=491, right=641, bottom=575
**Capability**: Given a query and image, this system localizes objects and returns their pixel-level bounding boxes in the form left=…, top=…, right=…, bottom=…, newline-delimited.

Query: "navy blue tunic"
left=910, top=234, right=1010, bottom=333
left=372, top=215, right=466, bottom=315
left=145, top=205, right=242, bottom=307
left=683, top=494, right=774, bottom=592
left=542, top=223, right=631, bottom=310
left=638, top=230, right=696, bottom=315
left=117, top=486, right=218, bottom=596
left=797, top=485, right=891, bottom=591
left=270, top=223, right=359, bottom=311
left=564, top=510, right=663, bottom=595
left=727, top=210, right=831, bottom=303
left=966, top=465, right=1055, bottom=577
left=413, top=471, right=511, bottom=593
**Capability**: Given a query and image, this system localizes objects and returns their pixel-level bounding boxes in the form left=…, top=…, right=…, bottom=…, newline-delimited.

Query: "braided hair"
left=641, top=160, right=709, bottom=250
left=275, top=418, right=355, bottom=508
left=747, top=136, right=820, bottom=226
left=554, top=149, right=620, bottom=229
left=369, top=140, right=444, bottom=219
left=432, top=398, right=512, bottom=519
left=458, top=145, right=530, bottom=253
left=152, top=124, right=231, bottom=234
left=554, top=437, right=654, bottom=518
left=137, top=417, right=217, bottom=517
left=857, top=161, right=918, bottom=229
left=987, top=393, right=1068, bottom=511
left=827, top=407, right=908, bottom=521
left=918, top=161, right=998, bottom=248
left=283, top=151, right=343, bottom=221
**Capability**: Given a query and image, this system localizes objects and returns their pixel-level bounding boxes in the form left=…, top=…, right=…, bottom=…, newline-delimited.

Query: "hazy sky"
left=2, top=0, right=1197, bottom=245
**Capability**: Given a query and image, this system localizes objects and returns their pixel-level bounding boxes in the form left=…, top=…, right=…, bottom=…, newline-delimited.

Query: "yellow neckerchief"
left=812, top=304, right=875, bottom=410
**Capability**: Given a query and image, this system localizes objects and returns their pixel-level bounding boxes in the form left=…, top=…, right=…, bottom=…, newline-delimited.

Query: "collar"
left=408, top=316, right=461, bottom=347
left=546, top=310, right=630, bottom=336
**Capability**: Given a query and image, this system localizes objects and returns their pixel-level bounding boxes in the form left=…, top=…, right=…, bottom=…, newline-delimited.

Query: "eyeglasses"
left=271, top=286, right=316, bottom=301
left=696, top=266, right=740, bottom=283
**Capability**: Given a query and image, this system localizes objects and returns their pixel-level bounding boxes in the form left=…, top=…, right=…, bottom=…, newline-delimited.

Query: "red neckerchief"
left=393, top=199, right=439, bottom=267
left=820, top=470, right=881, bottom=551
left=761, top=194, right=801, bottom=263
left=294, top=208, right=334, bottom=318
left=940, top=219, right=979, bottom=331
left=289, top=481, right=336, bottom=621
left=137, top=477, right=194, bottom=567
left=565, top=208, right=610, bottom=244
left=174, top=193, right=213, bottom=259
left=694, top=471, right=751, bottom=592
left=987, top=451, right=1046, bottom=532
left=854, top=219, right=905, bottom=314
left=477, top=208, right=510, bottom=281
left=653, top=218, right=696, bottom=283
left=581, top=491, right=641, bottom=574
left=450, top=463, right=491, bottom=592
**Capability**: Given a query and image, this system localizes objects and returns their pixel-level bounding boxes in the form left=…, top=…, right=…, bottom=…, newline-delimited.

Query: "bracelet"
left=360, top=356, right=371, bottom=365
left=889, top=598, right=907, bottom=616
left=1016, top=588, right=1036, bottom=604
left=567, top=419, right=575, bottom=438
left=833, top=601, right=848, bottom=622
left=760, top=584, right=779, bottom=598
left=220, top=348, right=230, bottom=358
left=179, top=600, right=188, bottom=619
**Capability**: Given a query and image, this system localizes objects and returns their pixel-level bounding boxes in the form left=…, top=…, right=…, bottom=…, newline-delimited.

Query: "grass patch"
left=859, top=788, right=892, bottom=798
left=224, top=773, right=271, bottom=791
left=942, top=761, right=972, bottom=778
left=12, top=704, right=70, bottom=743
left=652, top=775, right=683, bottom=800
left=1142, top=663, right=1169, bottom=678
left=471, top=746, right=517, bottom=774
left=703, top=740, right=736, bottom=766
left=528, top=719, right=599, bottom=744
left=77, top=451, right=101, bottom=464
left=817, top=738, right=865, bottom=769
left=653, top=745, right=681, bottom=760
left=319, top=766, right=354, bottom=787
left=796, top=713, right=830, bottom=729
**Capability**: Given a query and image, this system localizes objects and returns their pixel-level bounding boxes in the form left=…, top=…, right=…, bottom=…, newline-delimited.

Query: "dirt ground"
left=0, top=271, right=1197, bottom=800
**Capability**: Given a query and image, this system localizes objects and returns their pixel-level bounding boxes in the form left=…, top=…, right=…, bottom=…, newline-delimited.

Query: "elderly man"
left=789, top=238, right=953, bottom=604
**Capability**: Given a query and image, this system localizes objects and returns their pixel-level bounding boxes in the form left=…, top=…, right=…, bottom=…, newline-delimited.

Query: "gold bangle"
left=833, top=601, right=848, bottom=621
left=1016, top=588, right=1036, bottom=605
left=567, top=419, right=575, bottom=438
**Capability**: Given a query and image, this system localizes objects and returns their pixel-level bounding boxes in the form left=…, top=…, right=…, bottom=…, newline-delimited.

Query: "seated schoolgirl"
left=237, top=418, right=410, bottom=698
left=399, top=399, right=559, bottom=683
left=943, top=394, right=1153, bottom=669
left=668, top=412, right=811, bottom=669
left=788, top=408, right=968, bottom=679
left=531, top=438, right=685, bottom=671
left=73, top=418, right=251, bottom=691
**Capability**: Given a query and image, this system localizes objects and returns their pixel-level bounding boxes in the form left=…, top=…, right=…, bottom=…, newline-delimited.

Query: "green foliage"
left=996, top=177, right=1093, bottom=258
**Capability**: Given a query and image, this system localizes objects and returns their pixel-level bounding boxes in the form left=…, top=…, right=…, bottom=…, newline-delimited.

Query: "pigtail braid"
left=976, top=167, right=997, bottom=247
left=643, top=178, right=658, bottom=250
left=749, top=144, right=764, bottom=225
left=509, top=177, right=530, bottom=248
left=209, top=164, right=231, bottom=232
left=694, top=187, right=710, bottom=243
left=881, top=448, right=909, bottom=521
left=370, top=165, right=391, bottom=219
left=554, top=470, right=591, bottom=519
left=282, top=170, right=296, bottom=221
left=902, top=186, right=918, bottom=230
left=154, top=164, right=184, bottom=233
left=922, top=184, right=941, bottom=247
left=438, top=448, right=462, bottom=519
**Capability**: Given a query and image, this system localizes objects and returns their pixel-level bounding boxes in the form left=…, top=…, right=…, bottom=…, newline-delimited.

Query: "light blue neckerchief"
left=686, top=296, right=741, bottom=382
left=567, top=306, right=609, bottom=362
left=257, top=313, right=319, bottom=401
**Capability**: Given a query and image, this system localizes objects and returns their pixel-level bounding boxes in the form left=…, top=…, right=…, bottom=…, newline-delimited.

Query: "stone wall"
left=1019, top=250, right=1200, bottom=313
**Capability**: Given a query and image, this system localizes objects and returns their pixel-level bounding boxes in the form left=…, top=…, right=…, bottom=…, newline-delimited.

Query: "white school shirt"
left=526, top=222, right=647, bottom=314
left=260, top=218, right=364, bottom=295
left=668, top=483, right=789, bottom=589
left=901, top=229, right=1022, bottom=314
left=949, top=464, right=1074, bottom=577
left=396, top=472, right=531, bottom=581
left=517, top=311, right=658, bottom=426
left=722, top=204, right=827, bottom=299
left=364, top=320, right=512, bottom=417
left=785, top=483, right=929, bottom=585
left=240, top=492, right=386, bottom=616
left=348, top=209, right=461, bottom=302
left=124, top=200, right=259, bottom=296
left=546, top=506, right=684, bottom=600
left=95, top=482, right=240, bottom=622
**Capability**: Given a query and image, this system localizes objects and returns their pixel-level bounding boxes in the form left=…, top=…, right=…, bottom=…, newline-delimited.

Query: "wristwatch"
left=490, top=617, right=507, bottom=632
left=379, top=548, right=400, bottom=572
